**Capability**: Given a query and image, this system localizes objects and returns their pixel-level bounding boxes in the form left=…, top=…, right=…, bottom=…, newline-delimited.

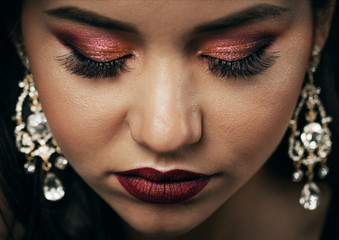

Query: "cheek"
left=203, top=17, right=312, bottom=178
left=34, top=78, right=131, bottom=175
left=204, top=57, right=308, bottom=180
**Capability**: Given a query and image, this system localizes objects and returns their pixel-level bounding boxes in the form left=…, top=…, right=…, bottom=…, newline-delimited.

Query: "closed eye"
left=56, top=47, right=133, bottom=79
left=200, top=46, right=279, bottom=79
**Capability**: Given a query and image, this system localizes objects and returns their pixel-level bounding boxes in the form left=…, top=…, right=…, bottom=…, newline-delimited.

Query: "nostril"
left=129, top=111, right=202, bottom=154
left=139, top=120, right=190, bottom=153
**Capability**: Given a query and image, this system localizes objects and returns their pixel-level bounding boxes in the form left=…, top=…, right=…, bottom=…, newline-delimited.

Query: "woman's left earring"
left=14, top=44, right=68, bottom=201
left=288, top=46, right=332, bottom=210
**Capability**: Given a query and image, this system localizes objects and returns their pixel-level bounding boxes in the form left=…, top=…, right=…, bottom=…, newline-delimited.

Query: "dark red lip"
left=116, top=168, right=211, bottom=204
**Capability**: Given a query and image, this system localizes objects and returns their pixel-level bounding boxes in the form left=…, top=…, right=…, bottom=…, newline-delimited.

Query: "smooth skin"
left=14, top=0, right=335, bottom=239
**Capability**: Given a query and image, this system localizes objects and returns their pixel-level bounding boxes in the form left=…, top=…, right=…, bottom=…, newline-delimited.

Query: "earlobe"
left=313, top=1, right=336, bottom=49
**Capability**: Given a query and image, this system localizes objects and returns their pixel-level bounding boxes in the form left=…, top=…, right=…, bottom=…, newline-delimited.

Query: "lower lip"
left=116, top=168, right=211, bottom=204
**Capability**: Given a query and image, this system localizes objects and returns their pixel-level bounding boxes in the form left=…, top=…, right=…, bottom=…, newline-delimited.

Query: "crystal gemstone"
left=34, top=145, right=55, bottom=161
left=27, top=112, right=52, bottom=141
left=292, top=170, right=303, bottom=182
left=319, top=166, right=329, bottom=178
left=299, top=182, right=321, bottom=210
left=301, top=123, right=323, bottom=150
left=55, top=156, right=68, bottom=170
left=302, top=154, right=319, bottom=165
left=16, top=132, right=34, bottom=154
left=43, top=172, right=65, bottom=201
left=292, top=141, right=304, bottom=161
left=24, top=161, right=36, bottom=174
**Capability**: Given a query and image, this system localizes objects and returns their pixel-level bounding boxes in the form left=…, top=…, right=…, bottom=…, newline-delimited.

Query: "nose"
left=128, top=58, right=202, bottom=154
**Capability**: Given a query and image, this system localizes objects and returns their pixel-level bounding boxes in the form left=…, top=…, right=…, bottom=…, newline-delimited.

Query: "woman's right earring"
left=288, top=46, right=332, bottom=210
left=14, top=72, right=68, bottom=201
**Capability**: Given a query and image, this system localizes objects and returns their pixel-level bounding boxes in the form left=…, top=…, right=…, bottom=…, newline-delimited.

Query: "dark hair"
left=0, top=1, right=338, bottom=239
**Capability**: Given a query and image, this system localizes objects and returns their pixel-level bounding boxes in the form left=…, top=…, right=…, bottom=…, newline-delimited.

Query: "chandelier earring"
left=288, top=45, right=332, bottom=210
left=14, top=42, right=68, bottom=201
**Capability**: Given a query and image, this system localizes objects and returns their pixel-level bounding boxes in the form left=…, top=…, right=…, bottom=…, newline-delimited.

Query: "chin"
left=113, top=199, right=213, bottom=237
left=126, top=215, right=198, bottom=237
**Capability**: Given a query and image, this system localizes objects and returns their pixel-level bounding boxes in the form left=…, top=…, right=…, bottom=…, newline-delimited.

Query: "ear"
left=313, top=1, right=336, bottom=50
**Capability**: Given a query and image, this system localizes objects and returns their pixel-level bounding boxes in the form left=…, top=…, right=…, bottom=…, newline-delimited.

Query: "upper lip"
left=115, top=167, right=210, bottom=182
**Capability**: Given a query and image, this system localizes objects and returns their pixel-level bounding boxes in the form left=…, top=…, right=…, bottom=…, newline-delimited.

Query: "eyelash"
left=57, top=48, right=132, bottom=79
left=200, top=46, right=278, bottom=79
left=58, top=44, right=277, bottom=79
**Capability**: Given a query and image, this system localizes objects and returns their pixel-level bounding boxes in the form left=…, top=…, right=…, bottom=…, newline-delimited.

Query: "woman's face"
left=22, top=0, right=317, bottom=235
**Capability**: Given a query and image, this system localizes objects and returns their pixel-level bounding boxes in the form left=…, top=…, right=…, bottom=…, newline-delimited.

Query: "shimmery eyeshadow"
left=200, top=34, right=274, bottom=61
left=50, top=27, right=132, bottom=62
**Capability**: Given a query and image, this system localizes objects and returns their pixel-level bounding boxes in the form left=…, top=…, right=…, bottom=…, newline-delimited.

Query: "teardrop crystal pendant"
left=43, top=172, right=65, bottom=201
left=299, top=182, right=321, bottom=210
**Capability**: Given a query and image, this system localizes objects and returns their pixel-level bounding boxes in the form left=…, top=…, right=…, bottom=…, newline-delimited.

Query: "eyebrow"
left=45, top=4, right=289, bottom=35
left=193, top=4, right=289, bottom=34
left=45, top=7, right=138, bottom=33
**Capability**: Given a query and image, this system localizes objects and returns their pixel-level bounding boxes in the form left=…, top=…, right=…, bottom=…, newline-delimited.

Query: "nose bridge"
left=129, top=55, right=201, bottom=153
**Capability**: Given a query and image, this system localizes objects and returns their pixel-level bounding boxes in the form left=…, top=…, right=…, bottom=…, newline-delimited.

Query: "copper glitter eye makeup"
left=199, top=35, right=278, bottom=79
left=53, top=26, right=278, bottom=79
left=52, top=28, right=134, bottom=78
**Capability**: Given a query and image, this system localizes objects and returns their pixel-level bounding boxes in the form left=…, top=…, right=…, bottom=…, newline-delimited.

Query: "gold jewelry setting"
left=288, top=46, right=332, bottom=210
left=14, top=71, right=68, bottom=201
